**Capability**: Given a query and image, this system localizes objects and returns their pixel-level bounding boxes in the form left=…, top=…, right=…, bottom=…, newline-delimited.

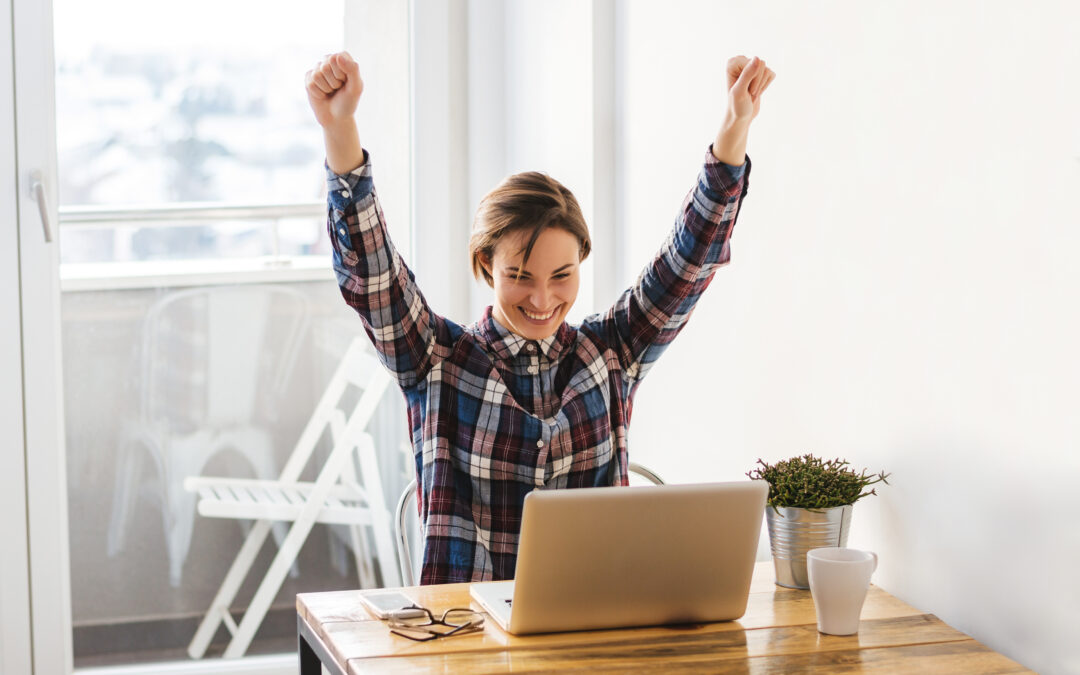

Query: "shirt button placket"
left=526, top=341, right=539, bottom=375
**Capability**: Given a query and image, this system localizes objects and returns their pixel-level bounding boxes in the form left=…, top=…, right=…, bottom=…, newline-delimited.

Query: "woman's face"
left=482, top=227, right=582, bottom=340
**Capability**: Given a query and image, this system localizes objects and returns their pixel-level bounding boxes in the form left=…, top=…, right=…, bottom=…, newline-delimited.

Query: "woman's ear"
left=478, top=251, right=493, bottom=278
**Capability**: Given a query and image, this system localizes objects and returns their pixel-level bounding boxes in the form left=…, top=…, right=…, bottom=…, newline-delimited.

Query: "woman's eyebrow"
left=506, top=263, right=574, bottom=276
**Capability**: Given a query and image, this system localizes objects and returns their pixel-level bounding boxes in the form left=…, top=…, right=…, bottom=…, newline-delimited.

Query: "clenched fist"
left=306, top=51, right=366, bottom=174
left=306, top=52, right=364, bottom=130
left=725, top=56, right=775, bottom=123
left=712, top=55, right=776, bottom=165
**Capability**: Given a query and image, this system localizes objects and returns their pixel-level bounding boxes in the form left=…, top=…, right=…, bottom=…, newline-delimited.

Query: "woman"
left=306, top=51, right=774, bottom=584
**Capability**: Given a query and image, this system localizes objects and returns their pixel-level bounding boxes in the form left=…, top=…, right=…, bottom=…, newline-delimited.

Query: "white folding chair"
left=184, top=338, right=401, bottom=659
left=393, top=462, right=666, bottom=587
left=106, top=284, right=309, bottom=587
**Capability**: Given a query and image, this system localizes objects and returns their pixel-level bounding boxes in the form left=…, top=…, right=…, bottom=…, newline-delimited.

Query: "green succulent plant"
left=747, top=454, right=890, bottom=510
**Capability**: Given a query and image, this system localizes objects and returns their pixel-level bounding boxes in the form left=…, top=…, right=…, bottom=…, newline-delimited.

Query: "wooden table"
left=296, top=562, right=1030, bottom=673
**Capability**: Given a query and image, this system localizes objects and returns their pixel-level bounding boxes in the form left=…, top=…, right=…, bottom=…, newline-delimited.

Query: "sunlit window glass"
left=53, top=0, right=343, bottom=264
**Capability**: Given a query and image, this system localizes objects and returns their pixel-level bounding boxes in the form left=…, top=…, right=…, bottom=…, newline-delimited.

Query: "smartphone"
left=359, top=590, right=425, bottom=619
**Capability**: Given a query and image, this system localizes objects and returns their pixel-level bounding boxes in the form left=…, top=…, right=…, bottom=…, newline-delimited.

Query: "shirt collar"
left=479, top=307, right=573, bottom=361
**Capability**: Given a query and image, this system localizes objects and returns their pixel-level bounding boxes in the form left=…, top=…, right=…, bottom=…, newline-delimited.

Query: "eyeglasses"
left=386, top=605, right=485, bottom=642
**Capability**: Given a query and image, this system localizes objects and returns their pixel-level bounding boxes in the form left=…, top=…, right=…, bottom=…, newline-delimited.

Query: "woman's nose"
left=529, top=285, right=552, bottom=309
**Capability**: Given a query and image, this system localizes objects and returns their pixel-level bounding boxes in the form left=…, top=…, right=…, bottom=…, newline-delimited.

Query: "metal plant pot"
left=765, top=504, right=852, bottom=589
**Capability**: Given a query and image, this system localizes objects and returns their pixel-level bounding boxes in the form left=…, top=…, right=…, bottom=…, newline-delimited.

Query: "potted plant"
left=747, top=454, right=889, bottom=589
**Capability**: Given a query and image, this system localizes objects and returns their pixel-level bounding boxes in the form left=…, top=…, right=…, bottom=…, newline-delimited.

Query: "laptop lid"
left=504, top=480, right=767, bottom=635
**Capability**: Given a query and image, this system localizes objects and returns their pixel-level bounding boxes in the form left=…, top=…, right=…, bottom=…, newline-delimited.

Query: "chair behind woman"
left=105, top=284, right=309, bottom=587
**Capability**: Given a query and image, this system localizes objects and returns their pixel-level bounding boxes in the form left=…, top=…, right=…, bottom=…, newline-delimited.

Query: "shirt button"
left=536, top=439, right=544, bottom=448
left=338, top=228, right=346, bottom=236
left=525, top=344, right=536, bottom=353
left=340, top=189, right=350, bottom=197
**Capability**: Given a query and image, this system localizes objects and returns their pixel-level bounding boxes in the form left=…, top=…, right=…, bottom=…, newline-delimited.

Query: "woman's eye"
left=554, top=273, right=570, bottom=280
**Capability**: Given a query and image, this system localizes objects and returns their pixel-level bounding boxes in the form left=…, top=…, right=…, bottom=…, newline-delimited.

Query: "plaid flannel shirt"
left=327, top=147, right=749, bottom=584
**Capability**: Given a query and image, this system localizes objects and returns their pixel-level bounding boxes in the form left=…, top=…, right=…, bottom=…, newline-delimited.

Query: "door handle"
left=30, top=170, right=54, bottom=243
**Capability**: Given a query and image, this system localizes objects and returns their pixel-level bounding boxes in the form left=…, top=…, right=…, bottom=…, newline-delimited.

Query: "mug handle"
left=868, top=551, right=878, bottom=572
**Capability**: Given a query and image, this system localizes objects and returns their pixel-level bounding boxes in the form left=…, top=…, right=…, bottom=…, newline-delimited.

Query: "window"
left=52, top=2, right=415, bottom=668
left=54, top=0, right=343, bottom=282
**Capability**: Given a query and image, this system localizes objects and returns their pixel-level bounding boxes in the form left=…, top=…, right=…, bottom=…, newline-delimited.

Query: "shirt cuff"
left=701, top=146, right=750, bottom=202
left=705, top=144, right=748, bottom=174
left=324, top=149, right=374, bottom=207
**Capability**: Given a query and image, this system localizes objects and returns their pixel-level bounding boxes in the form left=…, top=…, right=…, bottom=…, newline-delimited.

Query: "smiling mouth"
left=520, top=306, right=558, bottom=322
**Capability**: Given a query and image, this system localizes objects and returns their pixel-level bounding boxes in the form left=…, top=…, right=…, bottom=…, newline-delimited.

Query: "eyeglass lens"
left=388, top=607, right=484, bottom=641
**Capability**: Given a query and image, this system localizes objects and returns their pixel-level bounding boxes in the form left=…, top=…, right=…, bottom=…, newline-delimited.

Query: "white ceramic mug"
left=807, top=547, right=878, bottom=636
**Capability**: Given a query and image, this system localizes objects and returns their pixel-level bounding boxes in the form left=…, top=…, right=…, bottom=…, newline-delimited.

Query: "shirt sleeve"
left=592, top=146, right=750, bottom=383
left=326, top=151, right=448, bottom=389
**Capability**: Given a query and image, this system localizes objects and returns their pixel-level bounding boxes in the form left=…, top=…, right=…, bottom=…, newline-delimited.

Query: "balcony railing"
left=60, top=202, right=324, bottom=226
left=58, top=201, right=332, bottom=292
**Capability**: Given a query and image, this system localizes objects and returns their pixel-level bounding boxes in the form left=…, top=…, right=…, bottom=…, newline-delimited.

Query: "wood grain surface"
left=295, top=561, right=1031, bottom=674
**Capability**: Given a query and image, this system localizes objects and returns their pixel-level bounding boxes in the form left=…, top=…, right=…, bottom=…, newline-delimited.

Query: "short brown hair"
left=469, top=171, right=591, bottom=287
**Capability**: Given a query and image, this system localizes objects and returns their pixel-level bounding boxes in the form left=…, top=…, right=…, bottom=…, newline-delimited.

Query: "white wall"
left=618, top=2, right=1079, bottom=673
left=464, top=0, right=599, bottom=324
left=346, top=0, right=412, bottom=261
left=411, top=0, right=473, bottom=321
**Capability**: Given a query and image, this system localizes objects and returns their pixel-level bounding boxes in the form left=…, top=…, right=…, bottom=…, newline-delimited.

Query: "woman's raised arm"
left=306, top=51, right=367, bottom=175
left=590, top=56, right=775, bottom=382
left=308, top=51, right=454, bottom=389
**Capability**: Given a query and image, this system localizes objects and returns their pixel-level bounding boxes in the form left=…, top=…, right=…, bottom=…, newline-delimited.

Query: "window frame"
left=57, top=201, right=333, bottom=291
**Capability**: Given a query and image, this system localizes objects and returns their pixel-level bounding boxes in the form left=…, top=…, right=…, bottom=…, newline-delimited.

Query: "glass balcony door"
left=7, top=0, right=413, bottom=671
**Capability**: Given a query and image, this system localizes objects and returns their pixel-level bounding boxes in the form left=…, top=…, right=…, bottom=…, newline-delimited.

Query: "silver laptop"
left=469, top=480, right=767, bottom=635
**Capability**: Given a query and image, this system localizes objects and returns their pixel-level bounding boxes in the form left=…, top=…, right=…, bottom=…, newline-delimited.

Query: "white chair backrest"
left=204, top=289, right=269, bottom=425
left=140, top=284, right=309, bottom=430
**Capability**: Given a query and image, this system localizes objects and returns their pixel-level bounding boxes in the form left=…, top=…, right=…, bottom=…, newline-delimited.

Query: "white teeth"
left=521, top=307, right=556, bottom=321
